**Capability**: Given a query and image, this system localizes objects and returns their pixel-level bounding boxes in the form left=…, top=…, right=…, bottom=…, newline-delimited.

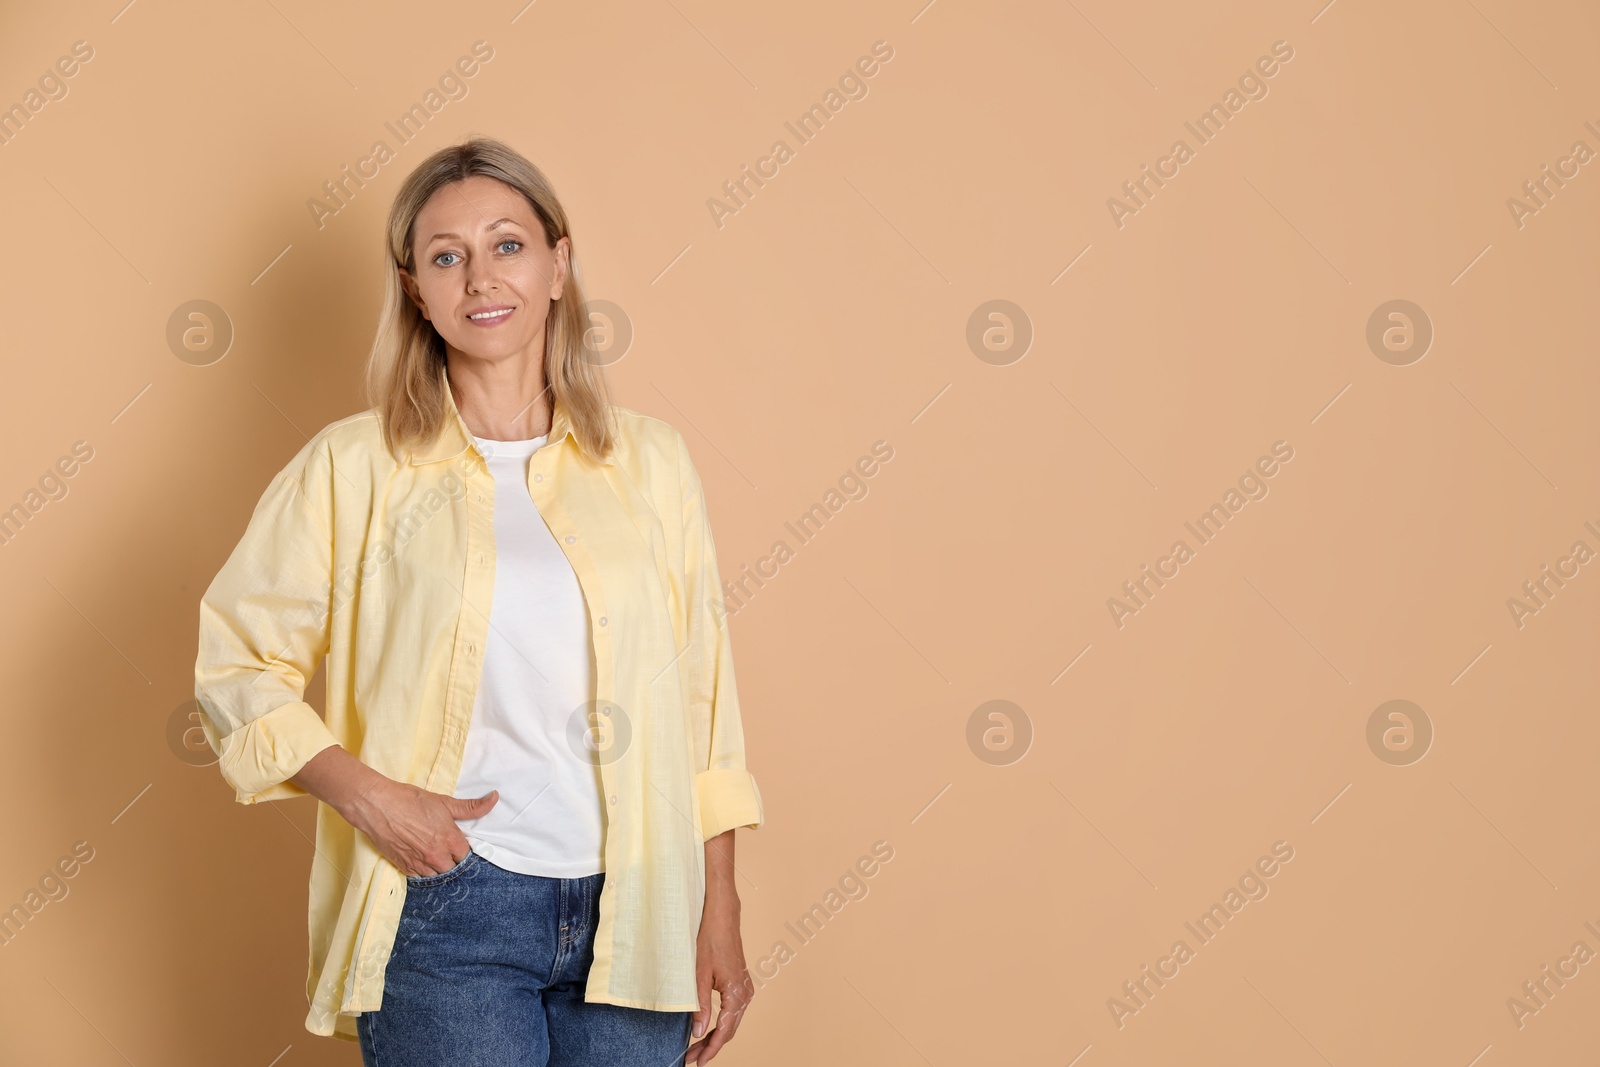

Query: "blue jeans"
left=358, top=848, right=693, bottom=1066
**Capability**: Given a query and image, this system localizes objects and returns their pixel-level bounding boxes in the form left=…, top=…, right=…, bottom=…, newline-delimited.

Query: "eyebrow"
left=424, top=217, right=522, bottom=244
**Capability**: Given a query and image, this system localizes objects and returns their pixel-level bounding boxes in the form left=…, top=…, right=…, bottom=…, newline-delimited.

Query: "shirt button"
left=598, top=616, right=607, bottom=626
left=608, top=794, right=618, bottom=805
left=565, top=535, right=575, bottom=544
left=601, top=705, right=611, bottom=717
left=534, top=473, right=543, bottom=482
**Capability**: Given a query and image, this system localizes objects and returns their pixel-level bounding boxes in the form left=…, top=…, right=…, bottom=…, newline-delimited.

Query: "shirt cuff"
left=213, top=700, right=341, bottom=805
left=696, top=767, right=764, bottom=841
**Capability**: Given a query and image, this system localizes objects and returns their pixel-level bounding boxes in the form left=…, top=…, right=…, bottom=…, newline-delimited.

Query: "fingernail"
left=693, top=1019, right=704, bottom=1038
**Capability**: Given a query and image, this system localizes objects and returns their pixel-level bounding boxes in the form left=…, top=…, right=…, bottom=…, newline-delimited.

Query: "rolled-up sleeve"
left=194, top=453, right=341, bottom=805
left=676, top=433, right=764, bottom=841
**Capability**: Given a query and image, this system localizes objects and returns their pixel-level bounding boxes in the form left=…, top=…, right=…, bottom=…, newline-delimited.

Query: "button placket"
left=582, top=564, right=619, bottom=809
left=431, top=460, right=492, bottom=791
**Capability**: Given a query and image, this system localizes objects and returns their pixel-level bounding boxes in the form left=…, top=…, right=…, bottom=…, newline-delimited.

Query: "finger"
left=444, top=789, right=498, bottom=818
left=442, top=799, right=467, bottom=819
left=689, top=1001, right=745, bottom=1064
left=700, top=1016, right=738, bottom=1062
left=691, top=973, right=714, bottom=1039
left=415, top=848, right=459, bottom=877
left=717, top=977, right=752, bottom=1016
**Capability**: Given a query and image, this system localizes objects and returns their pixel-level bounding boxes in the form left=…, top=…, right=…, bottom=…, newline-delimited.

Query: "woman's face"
left=398, top=174, right=569, bottom=370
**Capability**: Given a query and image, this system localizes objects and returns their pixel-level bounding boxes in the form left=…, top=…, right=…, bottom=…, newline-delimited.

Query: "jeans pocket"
left=404, top=847, right=478, bottom=888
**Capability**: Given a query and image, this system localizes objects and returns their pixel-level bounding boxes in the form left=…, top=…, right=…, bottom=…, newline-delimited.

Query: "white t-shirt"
left=453, top=432, right=607, bottom=877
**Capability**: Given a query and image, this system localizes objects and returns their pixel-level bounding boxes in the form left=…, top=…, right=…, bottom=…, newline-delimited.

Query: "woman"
left=194, top=138, right=763, bottom=1066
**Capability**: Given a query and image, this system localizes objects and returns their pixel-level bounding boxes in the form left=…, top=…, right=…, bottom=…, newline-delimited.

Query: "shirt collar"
left=407, top=360, right=612, bottom=466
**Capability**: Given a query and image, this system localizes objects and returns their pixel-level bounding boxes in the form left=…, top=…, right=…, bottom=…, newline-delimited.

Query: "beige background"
left=1, top=0, right=1596, bottom=1062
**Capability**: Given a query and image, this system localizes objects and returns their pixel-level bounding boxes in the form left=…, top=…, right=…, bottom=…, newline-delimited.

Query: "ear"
left=550, top=236, right=570, bottom=302
left=397, top=266, right=431, bottom=321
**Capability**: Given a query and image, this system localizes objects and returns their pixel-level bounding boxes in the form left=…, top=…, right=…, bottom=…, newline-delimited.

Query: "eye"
left=434, top=251, right=460, bottom=267
left=497, top=238, right=522, bottom=254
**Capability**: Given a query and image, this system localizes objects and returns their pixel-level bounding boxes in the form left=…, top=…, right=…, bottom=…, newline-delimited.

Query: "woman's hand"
left=689, top=894, right=754, bottom=1064
left=347, top=775, right=500, bottom=878
left=288, top=745, right=499, bottom=878
left=689, top=831, right=753, bottom=1064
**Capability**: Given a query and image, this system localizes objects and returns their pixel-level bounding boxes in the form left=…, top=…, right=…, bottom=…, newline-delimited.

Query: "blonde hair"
left=364, top=137, right=615, bottom=463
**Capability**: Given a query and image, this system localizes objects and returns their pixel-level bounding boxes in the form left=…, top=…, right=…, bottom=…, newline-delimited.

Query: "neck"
left=445, top=348, right=552, bottom=441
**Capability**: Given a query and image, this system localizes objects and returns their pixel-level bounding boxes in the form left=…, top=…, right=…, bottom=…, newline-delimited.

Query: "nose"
left=465, top=256, right=498, bottom=295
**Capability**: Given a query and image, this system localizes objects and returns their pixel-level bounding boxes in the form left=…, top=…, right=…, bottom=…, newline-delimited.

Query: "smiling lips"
left=467, top=305, right=515, bottom=326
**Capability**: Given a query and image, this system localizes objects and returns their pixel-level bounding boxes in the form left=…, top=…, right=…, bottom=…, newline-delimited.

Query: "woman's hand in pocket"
left=349, top=777, right=499, bottom=877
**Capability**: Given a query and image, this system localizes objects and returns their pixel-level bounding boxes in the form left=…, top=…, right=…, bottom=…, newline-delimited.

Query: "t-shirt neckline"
left=474, top=433, right=548, bottom=458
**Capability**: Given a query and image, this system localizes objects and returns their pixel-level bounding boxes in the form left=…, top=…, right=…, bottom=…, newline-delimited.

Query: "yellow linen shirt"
left=193, top=365, right=764, bottom=1041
